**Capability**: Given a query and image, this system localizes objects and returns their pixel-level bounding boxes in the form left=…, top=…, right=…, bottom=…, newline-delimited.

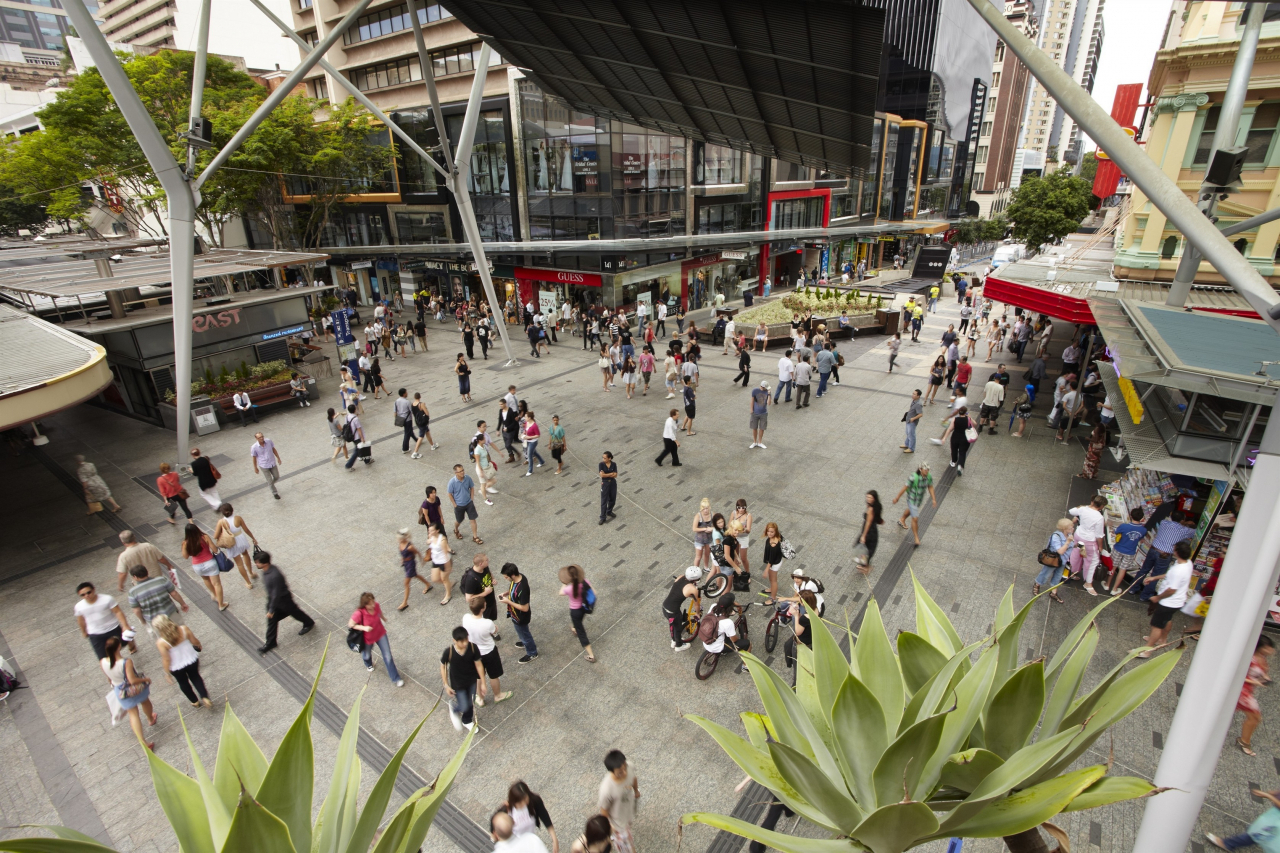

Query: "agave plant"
left=3, top=647, right=472, bottom=853
left=683, top=573, right=1179, bottom=853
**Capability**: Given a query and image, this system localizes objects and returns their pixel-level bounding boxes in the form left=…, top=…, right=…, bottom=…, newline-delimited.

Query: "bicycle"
left=763, top=601, right=792, bottom=653
left=695, top=602, right=750, bottom=680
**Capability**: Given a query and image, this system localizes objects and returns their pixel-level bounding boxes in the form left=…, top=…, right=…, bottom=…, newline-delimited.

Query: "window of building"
left=994, top=42, right=1005, bottom=61
left=697, top=202, right=759, bottom=234
left=309, top=76, right=328, bottom=100
left=447, top=110, right=510, bottom=197
left=1161, top=235, right=1178, bottom=259
left=770, top=196, right=825, bottom=230
left=301, top=29, right=319, bottom=47
left=698, top=144, right=743, bottom=184
left=987, top=97, right=997, bottom=113
left=343, top=2, right=452, bottom=45
left=1192, top=105, right=1221, bottom=165
left=973, top=171, right=984, bottom=187
left=976, top=145, right=988, bottom=164
left=773, top=160, right=811, bottom=182
left=299, top=0, right=311, bottom=8
left=981, top=121, right=992, bottom=138
left=394, top=212, right=447, bottom=243
left=1245, top=102, right=1280, bottom=165
left=879, top=122, right=900, bottom=219
left=940, top=141, right=955, bottom=181
left=861, top=118, right=882, bottom=217
left=349, top=44, right=502, bottom=91
left=991, top=71, right=1001, bottom=87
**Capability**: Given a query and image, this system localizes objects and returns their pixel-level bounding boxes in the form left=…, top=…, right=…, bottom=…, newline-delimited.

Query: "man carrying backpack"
left=698, top=594, right=749, bottom=671
left=343, top=404, right=369, bottom=470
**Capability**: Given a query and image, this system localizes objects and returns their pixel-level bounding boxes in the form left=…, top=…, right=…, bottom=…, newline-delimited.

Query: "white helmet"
left=684, top=566, right=703, bottom=581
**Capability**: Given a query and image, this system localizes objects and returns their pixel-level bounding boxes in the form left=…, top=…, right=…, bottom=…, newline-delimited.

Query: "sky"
left=1081, top=0, right=1172, bottom=151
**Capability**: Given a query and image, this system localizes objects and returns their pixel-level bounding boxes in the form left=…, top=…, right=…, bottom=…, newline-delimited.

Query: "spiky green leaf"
left=391, top=725, right=476, bottom=853
left=989, top=590, right=1040, bottom=706
left=852, top=802, right=940, bottom=853
left=316, top=689, right=365, bottom=853
left=143, top=729, right=216, bottom=853
left=917, top=644, right=999, bottom=798
left=905, top=640, right=986, bottom=731
left=854, top=601, right=905, bottom=732
left=0, top=828, right=118, bottom=853
left=255, top=646, right=326, bottom=853
left=796, top=644, right=836, bottom=757
left=742, top=712, right=773, bottom=751
left=680, top=813, right=859, bottom=853
left=994, top=585, right=1016, bottom=634
left=938, top=749, right=1004, bottom=794
left=808, top=601, right=852, bottom=716
left=872, top=712, right=947, bottom=808
left=1045, top=595, right=1121, bottom=678
left=911, top=570, right=962, bottom=656
left=831, top=674, right=888, bottom=808
left=1041, top=624, right=1098, bottom=738
left=1059, top=646, right=1150, bottom=732
left=213, top=704, right=268, bottom=812
left=770, top=742, right=864, bottom=834
left=742, top=653, right=844, bottom=784
left=1061, top=775, right=1163, bottom=812
left=343, top=714, right=429, bottom=853
left=178, top=707, right=231, bottom=850
left=930, top=765, right=1107, bottom=839
left=897, top=632, right=949, bottom=696
left=984, top=661, right=1045, bottom=759
left=221, top=787, right=298, bottom=853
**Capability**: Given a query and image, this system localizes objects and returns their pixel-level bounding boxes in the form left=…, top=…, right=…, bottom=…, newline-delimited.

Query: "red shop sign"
left=514, top=267, right=603, bottom=287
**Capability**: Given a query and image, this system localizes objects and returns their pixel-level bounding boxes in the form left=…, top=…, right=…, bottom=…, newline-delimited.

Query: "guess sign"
left=192, top=308, right=242, bottom=333
left=514, top=267, right=603, bottom=287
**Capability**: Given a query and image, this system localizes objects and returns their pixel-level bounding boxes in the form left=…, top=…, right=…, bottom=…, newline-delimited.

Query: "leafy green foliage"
left=683, top=573, right=1175, bottom=852
left=1005, top=169, right=1093, bottom=254
left=4, top=649, right=472, bottom=853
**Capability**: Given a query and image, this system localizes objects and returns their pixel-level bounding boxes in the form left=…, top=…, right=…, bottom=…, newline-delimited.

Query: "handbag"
left=214, top=551, right=234, bottom=573
left=251, top=543, right=265, bottom=562
left=1038, top=535, right=1062, bottom=568
left=215, top=525, right=236, bottom=549
left=176, top=488, right=190, bottom=501
left=87, top=500, right=103, bottom=513
left=780, top=539, right=797, bottom=560
left=964, top=424, right=979, bottom=443
left=346, top=627, right=367, bottom=653
left=394, top=413, right=406, bottom=427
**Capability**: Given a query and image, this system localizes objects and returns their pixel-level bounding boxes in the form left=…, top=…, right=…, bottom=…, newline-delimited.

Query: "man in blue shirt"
left=815, top=345, right=836, bottom=397
left=448, top=464, right=482, bottom=543
left=1132, top=509, right=1195, bottom=600
left=1106, top=507, right=1149, bottom=595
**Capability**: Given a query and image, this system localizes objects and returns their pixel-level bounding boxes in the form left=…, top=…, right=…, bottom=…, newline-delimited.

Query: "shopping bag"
left=1181, top=591, right=1209, bottom=618
left=106, top=689, right=126, bottom=726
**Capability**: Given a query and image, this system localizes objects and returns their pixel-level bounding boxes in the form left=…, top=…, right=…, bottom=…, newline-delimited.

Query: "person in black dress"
left=856, top=490, right=884, bottom=574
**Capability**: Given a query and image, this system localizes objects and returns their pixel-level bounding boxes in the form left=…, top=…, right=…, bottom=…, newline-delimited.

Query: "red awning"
left=983, top=275, right=1096, bottom=324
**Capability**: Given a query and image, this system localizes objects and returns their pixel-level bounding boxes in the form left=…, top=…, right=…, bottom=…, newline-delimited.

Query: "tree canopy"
left=1004, top=169, right=1093, bottom=254
left=0, top=49, right=391, bottom=248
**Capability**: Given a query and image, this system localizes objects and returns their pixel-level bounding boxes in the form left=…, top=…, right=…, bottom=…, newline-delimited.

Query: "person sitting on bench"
left=232, top=390, right=258, bottom=426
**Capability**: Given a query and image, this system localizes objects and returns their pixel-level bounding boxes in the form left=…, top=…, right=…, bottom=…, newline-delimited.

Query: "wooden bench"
left=216, top=380, right=306, bottom=423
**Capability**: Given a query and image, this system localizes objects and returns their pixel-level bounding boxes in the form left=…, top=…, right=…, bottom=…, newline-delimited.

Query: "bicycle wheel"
left=696, top=650, right=720, bottom=680
left=764, top=616, right=779, bottom=652
left=704, top=572, right=728, bottom=599
left=678, top=600, right=699, bottom=644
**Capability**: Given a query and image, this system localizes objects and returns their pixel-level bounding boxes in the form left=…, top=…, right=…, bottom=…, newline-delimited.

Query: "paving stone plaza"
left=0, top=285, right=1271, bottom=853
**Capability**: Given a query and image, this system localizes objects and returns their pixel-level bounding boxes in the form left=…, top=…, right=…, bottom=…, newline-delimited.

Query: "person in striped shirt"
left=1133, top=510, right=1196, bottom=601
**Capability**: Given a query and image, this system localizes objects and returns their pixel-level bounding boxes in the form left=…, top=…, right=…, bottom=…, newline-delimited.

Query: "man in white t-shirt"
left=702, top=594, right=750, bottom=656
left=655, top=301, right=668, bottom=338
left=1142, top=539, right=1195, bottom=656
left=774, top=349, right=795, bottom=404
left=1068, top=495, right=1108, bottom=594
left=75, top=581, right=134, bottom=660
left=463, top=598, right=511, bottom=705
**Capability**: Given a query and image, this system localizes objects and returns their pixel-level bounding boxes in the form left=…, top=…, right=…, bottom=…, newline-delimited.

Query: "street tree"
left=682, top=574, right=1177, bottom=853
left=1004, top=169, right=1092, bottom=254
left=1, top=649, right=472, bottom=853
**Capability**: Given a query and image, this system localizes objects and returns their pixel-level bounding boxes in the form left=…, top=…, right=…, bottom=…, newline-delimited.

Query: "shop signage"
left=349, top=260, right=373, bottom=270
left=192, top=308, right=242, bottom=334
left=330, top=309, right=354, bottom=345
left=721, top=250, right=748, bottom=260
left=689, top=253, right=721, bottom=267
left=262, top=325, right=305, bottom=341
left=538, top=290, right=557, bottom=318
left=1195, top=480, right=1230, bottom=544
left=514, top=266, right=603, bottom=287
left=573, top=146, right=599, bottom=176
left=621, top=152, right=643, bottom=174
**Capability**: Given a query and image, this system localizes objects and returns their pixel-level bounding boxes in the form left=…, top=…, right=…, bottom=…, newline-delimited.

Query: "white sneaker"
left=487, top=487, right=498, bottom=494
left=524, top=471, right=532, bottom=477
left=670, top=639, right=677, bottom=649
left=757, top=443, right=766, bottom=449
left=432, top=444, right=440, bottom=450
left=395, top=679, right=404, bottom=687
left=464, top=721, right=475, bottom=732
left=536, top=462, right=543, bottom=467
left=449, top=709, right=463, bottom=731
left=673, top=643, right=690, bottom=652
left=485, top=499, right=494, bottom=506
left=666, top=393, right=675, bottom=399
left=929, top=438, right=943, bottom=445
left=749, top=443, right=758, bottom=449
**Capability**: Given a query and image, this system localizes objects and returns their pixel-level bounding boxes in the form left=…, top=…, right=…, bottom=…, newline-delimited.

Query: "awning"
left=984, top=272, right=1098, bottom=324
left=440, top=0, right=885, bottom=178
left=0, top=304, right=111, bottom=431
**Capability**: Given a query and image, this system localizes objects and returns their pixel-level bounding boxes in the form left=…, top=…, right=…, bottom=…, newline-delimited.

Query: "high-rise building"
left=969, top=0, right=1040, bottom=218
left=1021, top=0, right=1105, bottom=168
left=0, top=0, right=99, bottom=65
left=95, top=0, right=298, bottom=69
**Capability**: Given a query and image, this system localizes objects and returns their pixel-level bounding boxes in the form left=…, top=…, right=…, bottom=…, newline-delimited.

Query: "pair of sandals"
left=453, top=531, right=484, bottom=545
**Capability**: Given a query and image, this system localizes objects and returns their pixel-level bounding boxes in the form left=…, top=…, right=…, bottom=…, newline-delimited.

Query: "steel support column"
left=1168, top=1, right=1266, bottom=308
left=963, top=0, right=1280, bottom=331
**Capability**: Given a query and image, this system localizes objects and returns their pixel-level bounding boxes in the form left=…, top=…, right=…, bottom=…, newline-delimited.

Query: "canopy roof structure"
left=0, top=304, right=111, bottom=432
left=441, top=0, right=885, bottom=178
left=0, top=248, right=330, bottom=300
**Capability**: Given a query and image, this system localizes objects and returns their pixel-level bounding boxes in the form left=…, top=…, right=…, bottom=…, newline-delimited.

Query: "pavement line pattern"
left=0, top=627, right=113, bottom=845
left=704, top=455, right=963, bottom=853
left=0, top=540, right=113, bottom=587
left=29, top=446, right=495, bottom=853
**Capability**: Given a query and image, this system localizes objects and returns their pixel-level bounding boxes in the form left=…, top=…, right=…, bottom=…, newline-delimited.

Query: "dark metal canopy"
left=442, top=0, right=885, bottom=179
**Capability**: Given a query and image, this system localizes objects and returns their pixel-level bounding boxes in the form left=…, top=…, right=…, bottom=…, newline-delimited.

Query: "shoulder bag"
left=215, top=522, right=236, bottom=550
left=1038, top=534, right=1062, bottom=568
left=780, top=539, right=797, bottom=560
left=964, top=418, right=979, bottom=443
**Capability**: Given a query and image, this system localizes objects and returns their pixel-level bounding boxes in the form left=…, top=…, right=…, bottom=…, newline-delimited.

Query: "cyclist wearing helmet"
left=661, top=566, right=702, bottom=651
left=703, top=593, right=750, bottom=659
left=780, top=568, right=825, bottom=616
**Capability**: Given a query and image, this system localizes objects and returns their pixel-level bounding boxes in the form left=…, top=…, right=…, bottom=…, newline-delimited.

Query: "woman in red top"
left=1236, top=635, right=1274, bottom=756
left=156, top=462, right=192, bottom=524
left=348, top=592, right=403, bottom=686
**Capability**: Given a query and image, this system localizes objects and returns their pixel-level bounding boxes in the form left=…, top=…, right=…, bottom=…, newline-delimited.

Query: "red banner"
left=1093, top=83, right=1143, bottom=199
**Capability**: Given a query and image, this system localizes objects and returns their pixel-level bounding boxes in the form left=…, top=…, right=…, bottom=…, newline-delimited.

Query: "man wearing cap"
left=892, top=463, right=937, bottom=547
left=749, top=381, right=771, bottom=449
left=662, top=567, right=703, bottom=651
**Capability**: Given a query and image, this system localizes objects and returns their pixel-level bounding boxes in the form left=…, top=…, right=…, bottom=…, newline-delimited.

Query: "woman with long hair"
left=856, top=490, right=885, bottom=574
left=558, top=564, right=596, bottom=663
left=396, top=528, right=432, bottom=611
left=710, top=513, right=741, bottom=582
left=730, top=499, right=752, bottom=577
left=101, top=635, right=156, bottom=751
left=213, top=502, right=258, bottom=589
left=1081, top=422, right=1107, bottom=480
left=503, top=780, right=558, bottom=852
left=621, top=354, right=638, bottom=399
left=181, top=523, right=227, bottom=611
left=691, top=498, right=715, bottom=570
left=925, top=355, right=946, bottom=404
left=427, top=521, right=454, bottom=605
left=370, top=357, right=390, bottom=399
left=456, top=353, right=473, bottom=402
left=570, top=816, right=612, bottom=853
left=1236, top=635, right=1276, bottom=756
left=327, top=407, right=349, bottom=463
left=154, top=614, right=211, bottom=709
left=761, top=522, right=784, bottom=606
left=940, top=405, right=977, bottom=474
left=598, top=344, right=613, bottom=392
left=349, top=592, right=404, bottom=686
left=410, top=393, right=440, bottom=456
